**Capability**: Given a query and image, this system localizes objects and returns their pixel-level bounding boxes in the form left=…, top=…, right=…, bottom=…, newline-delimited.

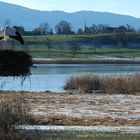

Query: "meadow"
left=19, top=33, right=140, bottom=59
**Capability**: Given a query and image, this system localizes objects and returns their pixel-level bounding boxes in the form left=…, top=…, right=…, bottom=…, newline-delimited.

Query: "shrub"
left=0, top=94, right=32, bottom=133
left=102, top=76, right=132, bottom=94
left=64, top=74, right=102, bottom=93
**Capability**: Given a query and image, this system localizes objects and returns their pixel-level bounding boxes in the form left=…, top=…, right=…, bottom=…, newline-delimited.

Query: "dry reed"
left=64, top=74, right=140, bottom=94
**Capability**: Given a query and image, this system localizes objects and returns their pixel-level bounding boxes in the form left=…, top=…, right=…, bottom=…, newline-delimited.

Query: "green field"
left=20, top=34, right=140, bottom=59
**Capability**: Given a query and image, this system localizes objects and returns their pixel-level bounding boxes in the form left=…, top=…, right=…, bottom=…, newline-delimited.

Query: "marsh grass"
left=64, top=74, right=140, bottom=94
left=64, top=74, right=101, bottom=93
left=0, top=93, right=33, bottom=133
left=101, top=75, right=140, bottom=94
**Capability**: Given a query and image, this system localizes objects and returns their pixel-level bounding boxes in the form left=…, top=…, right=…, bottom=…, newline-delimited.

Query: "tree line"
left=13, top=20, right=138, bottom=36
left=12, top=21, right=140, bottom=54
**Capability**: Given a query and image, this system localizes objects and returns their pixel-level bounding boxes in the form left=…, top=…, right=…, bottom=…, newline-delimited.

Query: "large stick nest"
left=0, top=50, right=34, bottom=77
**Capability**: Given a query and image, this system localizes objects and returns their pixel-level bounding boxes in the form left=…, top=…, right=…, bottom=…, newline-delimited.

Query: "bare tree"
left=69, top=41, right=81, bottom=57
left=55, top=20, right=72, bottom=35
left=45, top=38, right=52, bottom=57
left=40, top=22, right=50, bottom=34
left=88, top=45, right=97, bottom=54
left=115, top=26, right=127, bottom=57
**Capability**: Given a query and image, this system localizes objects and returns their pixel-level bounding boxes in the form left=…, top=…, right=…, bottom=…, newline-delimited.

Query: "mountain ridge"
left=0, top=1, right=140, bottom=31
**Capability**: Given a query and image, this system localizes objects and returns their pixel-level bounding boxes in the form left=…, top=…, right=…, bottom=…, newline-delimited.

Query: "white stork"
left=0, top=25, right=24, bottom=45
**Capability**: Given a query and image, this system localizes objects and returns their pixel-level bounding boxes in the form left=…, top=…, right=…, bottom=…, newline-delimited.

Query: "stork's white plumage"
left=0, top=27, right=4, bottom=40
left=0, top=25, right=24, bottom=45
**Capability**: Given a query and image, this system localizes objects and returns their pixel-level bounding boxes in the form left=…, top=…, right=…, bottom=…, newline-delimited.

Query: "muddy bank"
left=1, top=91, right=139, bottom=126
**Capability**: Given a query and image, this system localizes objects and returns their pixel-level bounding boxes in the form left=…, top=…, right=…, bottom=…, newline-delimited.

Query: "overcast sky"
left=0, top=0, right=139, bottom=18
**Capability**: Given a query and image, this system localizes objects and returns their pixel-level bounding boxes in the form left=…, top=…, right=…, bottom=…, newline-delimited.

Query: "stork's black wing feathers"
left=0, top=37, right=4, bottom=40
left=9, top=31, right=24, bottom=45
left=16, top=31, right=24, bottom=45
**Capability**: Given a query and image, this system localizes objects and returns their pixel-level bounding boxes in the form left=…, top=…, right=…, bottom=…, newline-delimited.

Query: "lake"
left=0, top=64, right=140, bottom=92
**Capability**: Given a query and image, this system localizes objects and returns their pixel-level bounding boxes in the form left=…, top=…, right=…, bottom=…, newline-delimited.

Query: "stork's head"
left=5, top=25, right=10, bottom=29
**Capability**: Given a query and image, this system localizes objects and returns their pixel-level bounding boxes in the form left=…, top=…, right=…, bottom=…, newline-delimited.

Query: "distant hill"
left=0, top=1, right=140, bottom=31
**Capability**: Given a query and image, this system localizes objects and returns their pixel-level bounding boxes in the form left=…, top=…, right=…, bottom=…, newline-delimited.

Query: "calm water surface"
left=0, top=64, right=140, bottom=92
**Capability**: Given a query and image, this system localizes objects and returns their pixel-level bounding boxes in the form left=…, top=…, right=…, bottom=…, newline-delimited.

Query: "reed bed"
left=64, top=74, right=140, bottom=94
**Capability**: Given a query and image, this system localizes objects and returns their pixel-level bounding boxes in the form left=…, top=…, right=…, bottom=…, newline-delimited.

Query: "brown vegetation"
left=21, top=92, right=140, bottom=126
left=64, top=74, right=101, bottom=93
left=0, top=93, right=33, bottom=133
left=0, top=91, right=140, bottom=126
left=64, top=74, right=140, bottom=94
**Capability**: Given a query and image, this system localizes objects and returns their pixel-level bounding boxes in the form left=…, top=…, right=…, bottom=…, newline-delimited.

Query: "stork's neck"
left=3, top=26, right=9, bottom=41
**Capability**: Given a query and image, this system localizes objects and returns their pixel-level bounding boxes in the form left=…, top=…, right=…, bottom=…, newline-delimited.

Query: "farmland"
left=18, top=33, right=140, bottom=59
